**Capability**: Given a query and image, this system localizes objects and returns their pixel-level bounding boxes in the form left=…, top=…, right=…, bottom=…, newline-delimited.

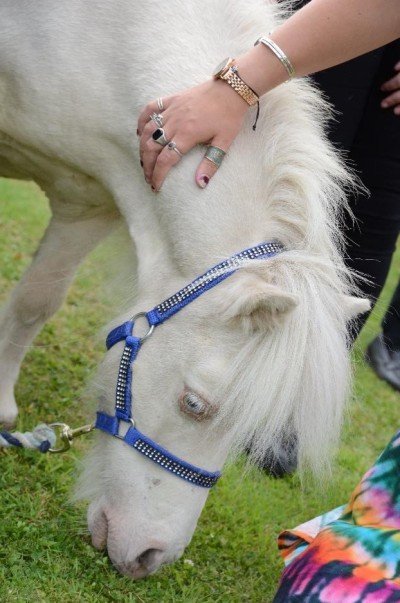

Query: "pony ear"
left=342, top=295, right=371, bottom=319
left=218, top=271, right=298, bottom=332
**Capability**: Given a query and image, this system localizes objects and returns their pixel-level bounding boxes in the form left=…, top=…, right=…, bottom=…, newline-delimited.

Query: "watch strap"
left=220, top=65, right=259, bottom=107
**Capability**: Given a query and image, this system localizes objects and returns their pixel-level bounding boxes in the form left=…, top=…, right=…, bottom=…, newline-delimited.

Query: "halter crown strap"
left=147, top=241, right=283, bottom=326
left=96, top=241, right=284, bottom=488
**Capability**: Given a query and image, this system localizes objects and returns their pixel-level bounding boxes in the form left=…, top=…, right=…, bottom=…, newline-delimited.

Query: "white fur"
left=0, top=0, right=368, bottom=579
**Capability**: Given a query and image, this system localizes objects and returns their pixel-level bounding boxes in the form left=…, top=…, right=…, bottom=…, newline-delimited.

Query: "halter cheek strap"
left=95, top=241, right=284, bottom=488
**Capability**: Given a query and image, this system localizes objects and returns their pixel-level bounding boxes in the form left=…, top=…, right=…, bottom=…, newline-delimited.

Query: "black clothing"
left=311, top=41, right=400, bottom=338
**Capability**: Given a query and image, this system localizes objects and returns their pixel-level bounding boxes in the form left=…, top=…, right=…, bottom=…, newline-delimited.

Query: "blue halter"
left=95, top=241, right=284, bottom=488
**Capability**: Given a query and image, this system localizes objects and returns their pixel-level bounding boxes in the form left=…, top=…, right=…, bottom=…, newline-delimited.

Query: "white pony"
left=0, top=0, right=368, bottom=579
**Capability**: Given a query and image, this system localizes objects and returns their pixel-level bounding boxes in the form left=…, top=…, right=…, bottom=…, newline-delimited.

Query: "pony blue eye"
left=179, top=390, right=215, bottom=421
left=183, top=393, right=205, bottom=415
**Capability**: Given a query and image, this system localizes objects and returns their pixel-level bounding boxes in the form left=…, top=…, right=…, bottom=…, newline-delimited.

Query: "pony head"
left=77, top=250, right=368, bottom=579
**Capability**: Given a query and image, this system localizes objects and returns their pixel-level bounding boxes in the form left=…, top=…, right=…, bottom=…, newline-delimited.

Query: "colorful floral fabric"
left=273, top=431, right=400, bottom=602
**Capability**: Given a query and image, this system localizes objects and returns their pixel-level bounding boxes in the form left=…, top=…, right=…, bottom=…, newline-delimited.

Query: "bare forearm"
left=277, top=0, right=400, bottom=75
left=139, top=0, right=400, bottom=190
left=237, top=0, right=400, bottom=96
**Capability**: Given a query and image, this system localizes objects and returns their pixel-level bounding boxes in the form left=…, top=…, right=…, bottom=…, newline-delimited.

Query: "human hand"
left=137, top=78, right=249, bottom=191
left=380, top=60, right=400, bottom=114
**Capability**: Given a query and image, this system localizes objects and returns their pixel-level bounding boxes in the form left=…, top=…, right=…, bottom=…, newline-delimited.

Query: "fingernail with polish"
left=140, top=160, right=143, bottom=167
left=136, top=129, right=139, bottom=136
left=197, top=175, right=210, bottom=189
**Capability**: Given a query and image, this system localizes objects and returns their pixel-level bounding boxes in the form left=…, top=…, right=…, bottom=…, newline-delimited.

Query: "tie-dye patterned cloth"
left=273, top=431, right=400, bottom=602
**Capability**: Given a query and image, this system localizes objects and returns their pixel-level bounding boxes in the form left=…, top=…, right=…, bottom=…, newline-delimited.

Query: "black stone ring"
left=152, top=128, right=168, bottom=146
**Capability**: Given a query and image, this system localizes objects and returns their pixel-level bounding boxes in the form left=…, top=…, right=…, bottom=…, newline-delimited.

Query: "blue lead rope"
left=96, top=241, right=284, bottom=488
left=0, top=424, right=57, bottom=452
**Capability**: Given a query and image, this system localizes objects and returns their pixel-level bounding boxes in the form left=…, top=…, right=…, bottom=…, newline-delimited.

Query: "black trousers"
left=310, top=40, right=400, bottom=339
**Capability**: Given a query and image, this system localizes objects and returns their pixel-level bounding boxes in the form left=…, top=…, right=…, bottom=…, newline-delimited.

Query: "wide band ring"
left=152, top=128, right=169, bottom=146
left=150, top=112, right=163, bottom=128
left=167, top=141, right=184, bottom=158
left=204, top=145, right=226, bottom=167
left=157, top=97, right=164, bottom=112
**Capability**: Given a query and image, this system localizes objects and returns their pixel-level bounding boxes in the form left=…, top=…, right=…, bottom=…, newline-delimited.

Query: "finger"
left=151, top=139, right=187, bottom=191
left=194, top=139, right=231, bottom=189
left=381, top=90, right=400, bottom=112
left=381, top=72, right=400, bottom=92
left=137, top=96, right=172, bottom=136
left=140, top=122, right=170, bottom=183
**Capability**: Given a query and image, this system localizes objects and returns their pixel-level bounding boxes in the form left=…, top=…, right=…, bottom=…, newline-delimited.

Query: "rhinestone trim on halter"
left=153, top=242, right=284, bottom=320
left=133, top=438, right=219, bottom=488
left=116, top=345, right=132, bottom=411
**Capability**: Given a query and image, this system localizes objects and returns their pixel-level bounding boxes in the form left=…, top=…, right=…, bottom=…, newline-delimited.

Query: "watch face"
left=213, top=57, right=231, bottom=78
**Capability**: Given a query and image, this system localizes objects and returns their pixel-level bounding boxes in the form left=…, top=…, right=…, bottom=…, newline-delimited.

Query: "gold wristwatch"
left=213, top=57, right=259, bottom=107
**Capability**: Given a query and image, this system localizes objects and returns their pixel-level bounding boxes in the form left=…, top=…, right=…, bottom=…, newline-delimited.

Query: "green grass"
left=0, top=178, right=399, bottom=603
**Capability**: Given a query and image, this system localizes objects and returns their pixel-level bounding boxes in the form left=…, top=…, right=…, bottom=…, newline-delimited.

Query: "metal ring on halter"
left=167, top=141, right=184, bottom=158
left=114, top=417, right=136, bottom=440
left=204, top=145, right=226, bottom=168
left=130, top=311, right=154, bottom=342
left=150, top=112, right=163, bottom=128
left=157, top=97, right=164, bottom=112
left=152, top=128, right=169, bottom=146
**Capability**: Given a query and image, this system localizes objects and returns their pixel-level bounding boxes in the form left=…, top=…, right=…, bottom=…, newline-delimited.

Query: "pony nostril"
left=113, top=546, right=182, bottom=579
left=136, top=548, right=163, bottom=571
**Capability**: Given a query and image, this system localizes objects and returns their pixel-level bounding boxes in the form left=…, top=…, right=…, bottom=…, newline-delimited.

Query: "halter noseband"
left=95, top=242, right=284, bottom=488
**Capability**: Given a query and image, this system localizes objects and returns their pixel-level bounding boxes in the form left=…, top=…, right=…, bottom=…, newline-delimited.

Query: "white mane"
left=215, top=252, right=355, bottom=476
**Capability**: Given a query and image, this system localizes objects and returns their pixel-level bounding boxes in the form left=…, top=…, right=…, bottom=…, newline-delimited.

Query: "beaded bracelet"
left=255, top=36, right=296, bottom=80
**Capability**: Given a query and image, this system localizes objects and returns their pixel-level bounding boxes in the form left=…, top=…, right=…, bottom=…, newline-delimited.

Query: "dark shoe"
left=252, top=434, right=298, bottom=478
left=365, top=334, right=400, bottom=391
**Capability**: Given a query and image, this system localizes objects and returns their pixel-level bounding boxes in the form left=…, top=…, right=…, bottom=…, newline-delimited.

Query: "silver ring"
left=204, top=145, right=226, bottom=167
left=157, top=97, right=164, bottom=112
left=130, top=311, right=154, bottom=342
left=150, top=112, right=163, bottom=128
left=152, top=128, right=169, bottom=146
left=167, top=141, right=184, bottom=158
